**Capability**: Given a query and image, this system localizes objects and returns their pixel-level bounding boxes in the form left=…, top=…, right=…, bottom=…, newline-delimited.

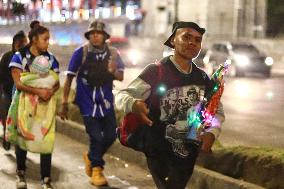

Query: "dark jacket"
left=0, top=50, right=14, bottom=100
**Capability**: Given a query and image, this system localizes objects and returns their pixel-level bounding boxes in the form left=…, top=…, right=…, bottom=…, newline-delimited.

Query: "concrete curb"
left=56, top=117, right=265, bottom=189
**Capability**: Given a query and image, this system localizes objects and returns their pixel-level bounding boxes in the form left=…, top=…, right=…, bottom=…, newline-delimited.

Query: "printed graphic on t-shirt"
left=160, top=85, right=205, bottom=158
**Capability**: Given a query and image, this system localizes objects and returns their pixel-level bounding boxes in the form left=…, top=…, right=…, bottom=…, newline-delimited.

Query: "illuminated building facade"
left=0, top=0, right=141, bottom=24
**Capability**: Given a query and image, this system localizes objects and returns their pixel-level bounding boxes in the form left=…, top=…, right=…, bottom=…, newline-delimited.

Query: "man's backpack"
left=117, top=62, right=164, bottom=152
left=78, top=44, right=118, bottom=87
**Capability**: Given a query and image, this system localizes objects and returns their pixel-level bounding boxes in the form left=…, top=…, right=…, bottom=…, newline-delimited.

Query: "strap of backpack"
left=81, top=43, right=89, bottom=65
left=79, top=43, right=115, bottom=71
left=157, top=62, right=163, bottom=82
left=155, top=58, right=167, bottom=86
left=75, top=43, right=88, bottom=76
left=108, top=45, right=118, bottom=65
left=20, top=48, right=31, bottom=72
left=146, top=61, right=165, bottom=109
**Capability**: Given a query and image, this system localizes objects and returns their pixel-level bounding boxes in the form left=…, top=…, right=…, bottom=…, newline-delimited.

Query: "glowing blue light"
left=159, top=86, right=166, bottom=92
left=157, top=84, right=167, bottom=95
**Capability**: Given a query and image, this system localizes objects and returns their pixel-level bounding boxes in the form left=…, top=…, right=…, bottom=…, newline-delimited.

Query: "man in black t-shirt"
left=115, top=22, right=225, bottom=189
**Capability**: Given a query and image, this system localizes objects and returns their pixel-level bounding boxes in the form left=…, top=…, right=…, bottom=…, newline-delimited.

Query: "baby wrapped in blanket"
left=7, top=55, right=59, bottom=153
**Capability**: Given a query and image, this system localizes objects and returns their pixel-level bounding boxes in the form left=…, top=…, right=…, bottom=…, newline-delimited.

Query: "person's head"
left=28, top=25, right=50, bottom=53
left=164, top=22, right=205, bottom=60
left=84, top=21, right=110, bottom=47
left=12, top=30, right=27, bottom=52
left=30, top=20, right=40, bottom=30
left=187, top=88, right=198, bottom=101
left=30, top=55, right=51, bottom=76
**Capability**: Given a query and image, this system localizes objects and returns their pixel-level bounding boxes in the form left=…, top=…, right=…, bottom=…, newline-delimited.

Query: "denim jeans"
left=83, top=111, right=117, bottom=168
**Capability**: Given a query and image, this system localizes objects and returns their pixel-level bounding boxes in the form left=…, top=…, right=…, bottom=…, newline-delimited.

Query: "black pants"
left=15, top=145, right=52, bottom=179
left=146, top=151, right=198, bottom=189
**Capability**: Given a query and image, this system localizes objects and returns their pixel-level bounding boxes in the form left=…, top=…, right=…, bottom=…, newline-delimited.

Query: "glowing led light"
left=157, top=84, right=167, bottom=96
left=213, top=85, right=218, bottom=91
left=159, top=86, right=166, bottom=92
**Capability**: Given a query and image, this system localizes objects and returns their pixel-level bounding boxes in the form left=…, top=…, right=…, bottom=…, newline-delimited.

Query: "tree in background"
left=12, top=1, right=25, bottom=22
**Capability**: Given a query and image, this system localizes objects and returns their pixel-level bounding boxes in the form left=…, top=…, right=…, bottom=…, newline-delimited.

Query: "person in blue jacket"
left=60, top=20, right=124, bottom=186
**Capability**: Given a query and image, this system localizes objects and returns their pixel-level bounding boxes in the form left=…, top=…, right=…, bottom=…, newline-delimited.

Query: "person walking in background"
left=0, top=30, right=27, bottom=150
left=115, top=21, right=225, bottom=189
left=59, top=20, right=124, bottom=186
left=8, top=25, right=59, bottom=189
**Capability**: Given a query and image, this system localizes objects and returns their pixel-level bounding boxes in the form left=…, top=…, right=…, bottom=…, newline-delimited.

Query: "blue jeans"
left=83, top=112, right=117, bottom=168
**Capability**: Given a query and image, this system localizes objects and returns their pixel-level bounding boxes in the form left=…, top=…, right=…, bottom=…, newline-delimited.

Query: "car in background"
left=204, top=41, right=273, bottom=77
left=108, top=37, right=142, bottom=67
left=163, top=47, right=207, bottom=69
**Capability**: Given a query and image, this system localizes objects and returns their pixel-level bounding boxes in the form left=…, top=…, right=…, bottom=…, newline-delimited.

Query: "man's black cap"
left=164, top=21, right=206, bottom=48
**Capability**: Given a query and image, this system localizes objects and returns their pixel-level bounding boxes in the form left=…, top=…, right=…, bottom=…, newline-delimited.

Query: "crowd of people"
left=0, top=19, right=225, bottom=189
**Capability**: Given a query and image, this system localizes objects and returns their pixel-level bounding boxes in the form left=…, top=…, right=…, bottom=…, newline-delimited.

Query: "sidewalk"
left=0, top=131, right=156, bottom=189
left=56, top=118, right=265, bottom=189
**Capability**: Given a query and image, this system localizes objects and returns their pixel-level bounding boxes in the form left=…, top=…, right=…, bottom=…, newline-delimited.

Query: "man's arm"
left=59, top=74, right=74, bottom=120
left=113, top=70, right=124, bottom=81
left=109, top=47, right=124, bottom=81
left=58, top=47, right=83, bottom=120
left=115, top=77, right=152, bottom=126
left=108, top=62, right=123, bottom=81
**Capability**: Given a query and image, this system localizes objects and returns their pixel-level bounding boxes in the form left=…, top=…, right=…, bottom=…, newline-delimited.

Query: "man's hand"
left=108, top=61, right=117, bottom=73
left=58, top=102, right=68, bottom=120
left=200, top=132, right=215, bottom=153
left=132, top=100, right=153, bottom=126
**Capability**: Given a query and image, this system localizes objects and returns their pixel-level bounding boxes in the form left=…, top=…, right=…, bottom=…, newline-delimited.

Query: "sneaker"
left=41, top=177, right=53, bottom=189
left=16, top=170, right=27, bottom=189
left=83, top=152, right=92, bottom=177
left=90, top=167, right=108, bottom=186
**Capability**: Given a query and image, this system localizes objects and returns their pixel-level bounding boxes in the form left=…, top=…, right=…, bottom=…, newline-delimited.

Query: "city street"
left=2, top=40, right=284, bottom=149
left=219, top=73, right=284, bottom=148
left=1, top=0, right=284, bottom=188
left=0, top=132, right=155, bottom=189
left=64, top=64, right=284, bottom=149
left=48, top=35, right=284, bottom=150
